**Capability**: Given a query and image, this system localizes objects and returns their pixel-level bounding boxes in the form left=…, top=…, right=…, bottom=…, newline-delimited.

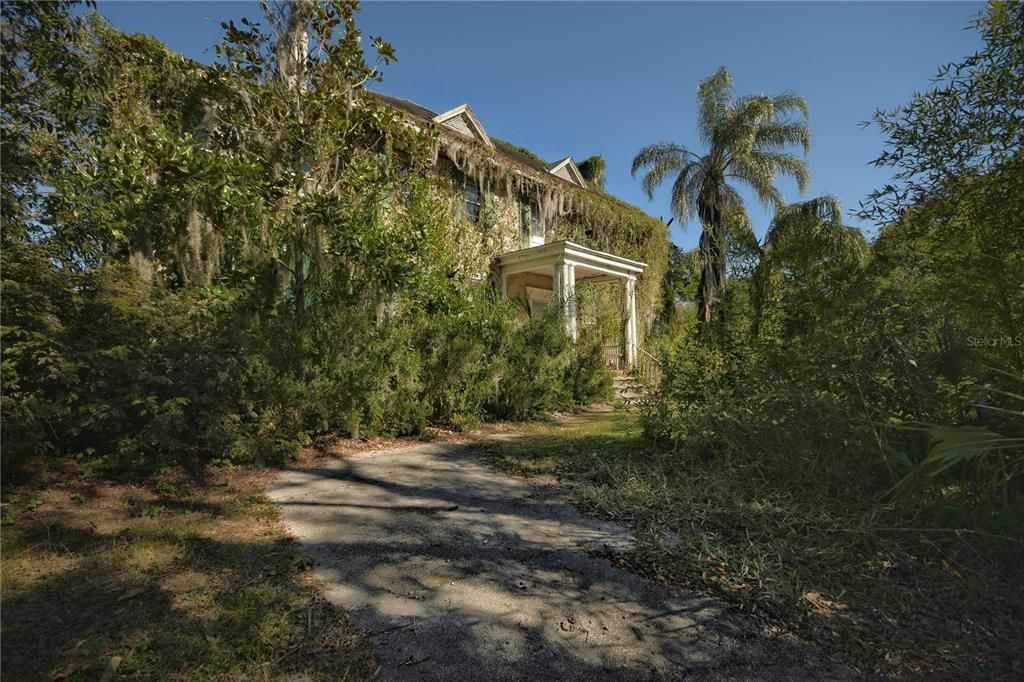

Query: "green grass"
left=480, top=411, right=1024, bottom=678
left=1, top=467, right=376, bottom=681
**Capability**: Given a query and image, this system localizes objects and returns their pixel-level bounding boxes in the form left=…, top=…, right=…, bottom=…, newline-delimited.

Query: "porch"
left=496, top=240, right=646, bottom=368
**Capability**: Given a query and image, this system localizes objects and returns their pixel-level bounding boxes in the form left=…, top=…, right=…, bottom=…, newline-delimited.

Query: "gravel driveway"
left=268, top=441, right=850, bottom=681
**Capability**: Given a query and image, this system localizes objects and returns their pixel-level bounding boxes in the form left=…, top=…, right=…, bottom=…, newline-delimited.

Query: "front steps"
left=612, top=372, right=648, bottom=408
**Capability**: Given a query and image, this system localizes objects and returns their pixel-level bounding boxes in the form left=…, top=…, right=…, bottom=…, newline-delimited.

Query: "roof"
left=371, top=92, right=438, bottom=121
left=368, top=91, right=665, bottom=227
left=546, top=156, right=588, bottom=187
left=368, top=90, right=583, bottom=186
left=431, top=103, right=494, bottom=149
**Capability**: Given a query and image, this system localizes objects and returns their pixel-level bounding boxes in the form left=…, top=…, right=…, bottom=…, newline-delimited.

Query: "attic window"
left=464, top=179, right=481, bottom=223
left=432, top=104, right=494, bottom=148
left=545, top=157, right=587, bottom=188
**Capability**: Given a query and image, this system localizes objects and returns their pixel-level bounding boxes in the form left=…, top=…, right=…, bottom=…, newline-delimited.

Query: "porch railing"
left=603, top=343, right=624, bottom=371
left=633, top=347, right=662, bottom=388
left=604, top=344, right=661, bottom=385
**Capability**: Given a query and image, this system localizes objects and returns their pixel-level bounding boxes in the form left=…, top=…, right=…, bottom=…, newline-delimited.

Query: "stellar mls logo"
left=966, top=334, right=1022, bottom=348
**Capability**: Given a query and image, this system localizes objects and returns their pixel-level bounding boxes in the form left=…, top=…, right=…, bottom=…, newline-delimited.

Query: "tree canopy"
left=631, top=67, right=811, bottom=337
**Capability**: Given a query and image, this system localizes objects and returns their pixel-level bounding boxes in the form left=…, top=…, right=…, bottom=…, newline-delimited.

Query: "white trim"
left=432, top=104, right=494, bottom=149
left=545, top=156, right=587, bottom=188
left=499, top=241, right=644, bottom=363
left=497, top=240, right=647, bottom=277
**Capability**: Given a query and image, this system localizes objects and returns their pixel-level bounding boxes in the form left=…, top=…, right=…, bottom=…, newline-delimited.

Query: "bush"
left=1, top=242, right=616, bottom=474
left=642, top=306, right=1023, bottom=513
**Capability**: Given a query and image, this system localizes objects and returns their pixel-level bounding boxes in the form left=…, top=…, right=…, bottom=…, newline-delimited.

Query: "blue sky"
left=90, top=1, right=985, bottom=249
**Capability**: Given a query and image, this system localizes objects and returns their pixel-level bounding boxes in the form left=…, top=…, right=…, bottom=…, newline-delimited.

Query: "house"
left=372, top=93, right=666, bottom=369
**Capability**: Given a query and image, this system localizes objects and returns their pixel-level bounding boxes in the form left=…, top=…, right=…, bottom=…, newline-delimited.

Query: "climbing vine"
left=430, top=128, right=669, bottom=339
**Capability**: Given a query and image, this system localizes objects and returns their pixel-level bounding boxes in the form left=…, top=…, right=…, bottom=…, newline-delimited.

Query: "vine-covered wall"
left=430, top=140, right=669, bottom=348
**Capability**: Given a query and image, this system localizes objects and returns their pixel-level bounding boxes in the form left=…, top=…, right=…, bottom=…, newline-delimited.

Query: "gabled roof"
left=545, top=156, right=587, bottom=188
left=368, top=91, right=663, bottom=227
left=371, top=92, right=436, bottom=121
left=431, top=103, right=494, bottom=149
left=368, top=91, right=581, bottom=187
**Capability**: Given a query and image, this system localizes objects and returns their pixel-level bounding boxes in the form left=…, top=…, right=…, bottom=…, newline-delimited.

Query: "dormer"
left=432, top=104, right=494, bottom=149
left=545, top=156, right=587, bottom=188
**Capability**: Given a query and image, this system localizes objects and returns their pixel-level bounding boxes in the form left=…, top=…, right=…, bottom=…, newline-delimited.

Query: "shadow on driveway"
left=268, top=443, right=848, bottom=681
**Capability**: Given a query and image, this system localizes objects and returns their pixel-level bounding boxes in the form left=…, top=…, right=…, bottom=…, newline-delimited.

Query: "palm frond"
left=630, top=142, right=691, bottom=176
left=728, top=155, right=785, bottom=211
left=668, top=161, right=703, bottom=221
left=772, top=90, right=810, bottom=120
left=762, top=196, right=867, bottom=266
left=696, top=67, right=735, bottom=148
left=719, top=184, right=746, bottom=214
left=755, top=121, right=812, bottom=154
left=761, top=151, right=811, bottom=194
left=680, top=163, right=707, bottom=219
left=631, top=142, right=692, bottom=199
left=725, top=209, right=758, bottom=251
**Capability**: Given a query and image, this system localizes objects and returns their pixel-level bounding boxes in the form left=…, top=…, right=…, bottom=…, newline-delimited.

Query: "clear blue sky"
left=90, top=1, right=985, bottom=249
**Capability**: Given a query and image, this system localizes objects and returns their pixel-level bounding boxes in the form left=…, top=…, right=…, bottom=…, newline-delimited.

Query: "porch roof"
left=496, top=240, right=646, bottom=283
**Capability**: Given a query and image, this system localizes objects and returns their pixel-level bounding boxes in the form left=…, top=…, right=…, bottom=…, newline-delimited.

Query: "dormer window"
left=521, top=201, right=545, bottom=247
left=432, top=104, right=494, bottom=149
left=464, top=178, right=481, bottom=223
left=545, top=156, right=587, bottom=188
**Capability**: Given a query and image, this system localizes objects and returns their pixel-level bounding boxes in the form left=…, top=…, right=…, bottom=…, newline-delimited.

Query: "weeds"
left=481, top=412, right=1024, bottom=678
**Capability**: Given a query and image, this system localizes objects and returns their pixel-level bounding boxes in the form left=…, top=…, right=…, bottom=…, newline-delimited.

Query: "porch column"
left=565, top=259, right=573, bottom=337
left=624, top=275, right=637, bottom=367
left=556, top=259, right=577, bottom=341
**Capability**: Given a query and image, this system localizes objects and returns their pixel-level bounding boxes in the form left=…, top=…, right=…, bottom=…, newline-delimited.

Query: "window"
left=463, top=179, right=481, bottom=223
left=520, top=201, right=545, bottom=247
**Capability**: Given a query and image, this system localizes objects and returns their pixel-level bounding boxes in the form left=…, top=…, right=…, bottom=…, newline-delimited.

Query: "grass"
left=0, top=461, right=377, bottom=680
left=479, top=410, right=1024, bottom=679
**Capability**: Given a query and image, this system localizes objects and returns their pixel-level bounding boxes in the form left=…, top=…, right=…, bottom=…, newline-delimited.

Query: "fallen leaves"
left=801, top=591, right=848, bottom=616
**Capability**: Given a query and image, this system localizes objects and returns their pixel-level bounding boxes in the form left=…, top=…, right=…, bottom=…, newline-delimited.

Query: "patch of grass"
left=1, top=466, right=376, bottom=681
left=479, top=411, right=1024, bottom=678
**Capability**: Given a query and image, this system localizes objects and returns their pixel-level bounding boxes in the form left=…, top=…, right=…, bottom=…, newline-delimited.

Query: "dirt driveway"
left=268, top=441, right=848, bottom=681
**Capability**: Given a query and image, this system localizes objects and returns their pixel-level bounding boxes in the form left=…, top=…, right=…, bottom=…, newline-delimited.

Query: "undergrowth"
left=481, top=411, right=1024, bottom=679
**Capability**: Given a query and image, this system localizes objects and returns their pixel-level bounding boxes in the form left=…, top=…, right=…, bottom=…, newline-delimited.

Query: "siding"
left=442, top=114, right=475, bottom=139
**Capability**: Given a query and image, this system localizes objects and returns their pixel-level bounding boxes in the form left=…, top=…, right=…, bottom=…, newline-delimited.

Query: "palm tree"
left=631, top=67, right=811, bottom=338
left=750, top=196, right=868, bottom=338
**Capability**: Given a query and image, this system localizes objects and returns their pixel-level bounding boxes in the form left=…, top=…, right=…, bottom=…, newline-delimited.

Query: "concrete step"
left=613, top=373, right=649, bottom=408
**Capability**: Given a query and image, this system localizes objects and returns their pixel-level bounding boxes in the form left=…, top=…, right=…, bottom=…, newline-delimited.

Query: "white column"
left=624, top=275, right=637, bottom=368
left=552, top=261, right=562, bottom=311
left=564, top=261, right=577, bottom=341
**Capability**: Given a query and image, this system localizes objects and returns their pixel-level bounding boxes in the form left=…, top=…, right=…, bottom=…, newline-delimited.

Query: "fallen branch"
left=370, top=621, right=416, bottom=637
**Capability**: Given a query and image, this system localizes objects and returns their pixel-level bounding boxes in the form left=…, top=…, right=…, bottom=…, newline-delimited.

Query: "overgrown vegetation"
left=0, top=1, right=624, bottom=476
left=4, top=0, right=1021, bottom=677
left=482, top=412, right=1023, bottom=678
left=644, top=0, right=1023, bottom=523
left=626, top=2, right=1023, bottom=675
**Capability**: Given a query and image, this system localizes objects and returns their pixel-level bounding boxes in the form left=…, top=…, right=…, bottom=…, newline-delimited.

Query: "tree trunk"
left=276, top=0, right=312, bottom=89
left=750, top=256, right=769, bottom=340
left=695, top=193, right=727, bottom=340
left=129, top=223, right=158, bottom=283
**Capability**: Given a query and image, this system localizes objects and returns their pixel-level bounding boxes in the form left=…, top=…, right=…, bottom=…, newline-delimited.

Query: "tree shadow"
left=1, top=509, right=374, bottom=680
left=269, top=442, right=849, bottom=681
